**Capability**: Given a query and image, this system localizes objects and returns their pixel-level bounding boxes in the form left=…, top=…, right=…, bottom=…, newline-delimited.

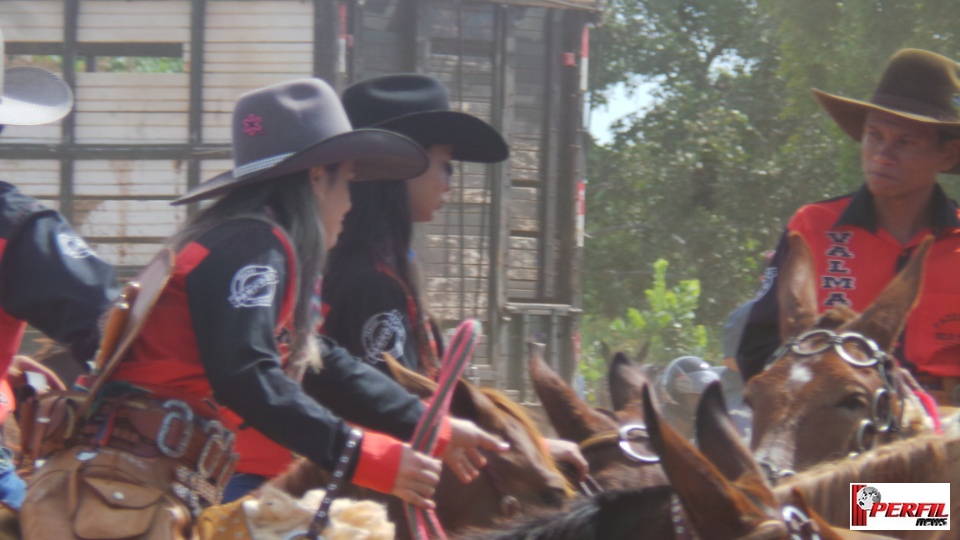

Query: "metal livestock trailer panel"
left=0, top=0, right=597, bottom=401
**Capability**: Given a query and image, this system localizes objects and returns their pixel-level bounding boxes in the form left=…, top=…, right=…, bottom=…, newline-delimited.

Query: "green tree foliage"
left=580, top=258, right=707, bottom=400
left=583, top=0, right=960, bottom=366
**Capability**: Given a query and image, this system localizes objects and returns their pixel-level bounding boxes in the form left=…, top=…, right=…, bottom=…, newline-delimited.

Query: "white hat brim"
left=0, top=66, right=73, bottom=126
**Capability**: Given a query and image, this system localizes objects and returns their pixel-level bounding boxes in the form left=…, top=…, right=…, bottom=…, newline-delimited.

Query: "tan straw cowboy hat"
left=813, top=48, right=960, bottom=173
left=0, top=27, right=73, bottom=126
left=175, top=78, right=429, bottom=205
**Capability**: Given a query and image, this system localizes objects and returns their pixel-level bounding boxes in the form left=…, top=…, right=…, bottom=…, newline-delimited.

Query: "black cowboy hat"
left=813, top=48, right=960, bottom=174
left=174, top=78, right=429, bottom=205
left=342, top=74, right=508, bottom=163
left=0, top=27, right=73, bottom=126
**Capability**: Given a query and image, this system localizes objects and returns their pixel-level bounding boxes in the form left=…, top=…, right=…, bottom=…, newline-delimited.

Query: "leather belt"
left=76, top=396, right=238, bottom=493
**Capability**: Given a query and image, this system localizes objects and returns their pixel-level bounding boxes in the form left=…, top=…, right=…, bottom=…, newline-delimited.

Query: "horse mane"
left=478, top=387, right=575, bottom=496
left=458, top=486, right=673, bottom=540
left=383, top=353, right=437, bottom=398
left=814, top=305, right=857, bottom=330
left=775, top=433, right=960, bottom=525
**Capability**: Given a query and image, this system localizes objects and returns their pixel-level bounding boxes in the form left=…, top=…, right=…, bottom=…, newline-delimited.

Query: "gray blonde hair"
left=171, top=169, right=331, bottom=375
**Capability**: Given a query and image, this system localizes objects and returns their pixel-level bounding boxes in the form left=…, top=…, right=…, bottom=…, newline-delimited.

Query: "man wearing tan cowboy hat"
left=737, top=49, right=960, bottom=404
left=0, top=27, right=119, bottom=509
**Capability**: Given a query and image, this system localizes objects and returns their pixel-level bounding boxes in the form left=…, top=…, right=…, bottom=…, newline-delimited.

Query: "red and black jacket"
left=0, top=181, right=118, bottom=376
left=737, top=184, right=960, bottom=381
left=111, top=217, right=438, bottom=488
left=321, top=252, right=442, bottom=378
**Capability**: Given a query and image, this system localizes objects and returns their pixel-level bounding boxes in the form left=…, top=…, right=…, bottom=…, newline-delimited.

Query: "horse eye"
left=837, top=393, right=868, bottom=411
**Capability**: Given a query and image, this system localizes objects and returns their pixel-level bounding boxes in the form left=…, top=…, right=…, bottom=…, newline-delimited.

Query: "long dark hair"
left=326, top=180, right=418, bottom=300
left=171, top=170, right=326, bottom=371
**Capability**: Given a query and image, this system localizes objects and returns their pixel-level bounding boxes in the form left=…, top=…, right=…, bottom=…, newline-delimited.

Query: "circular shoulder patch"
left=228, top=264, right=279, bottom=308
left=360, top=310, right=406, bottom=364
left=57, top=233, right=94, bottom=259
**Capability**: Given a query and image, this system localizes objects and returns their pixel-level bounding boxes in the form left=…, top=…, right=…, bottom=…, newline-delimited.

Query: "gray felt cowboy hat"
left=813, top=48, right=960, bottom=174
left=174, top=78, right=429, bottom=205
left=0, top=27, right=74, bottom=126
left=342, top=74, right=508, bottom=163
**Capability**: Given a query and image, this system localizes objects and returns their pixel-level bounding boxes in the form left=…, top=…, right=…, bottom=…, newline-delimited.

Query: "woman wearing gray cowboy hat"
left=737, top=49, right=960, bottom=399
left=0, top=28, right=118, bottom=512
left=20, top=77, right=506, bottom=539
left=320, top=74, right=588, bottom=483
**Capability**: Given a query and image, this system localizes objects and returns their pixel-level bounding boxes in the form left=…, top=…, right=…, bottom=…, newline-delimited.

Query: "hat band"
left=872, top=93, right=960, bottom=122
left=233, top=152, right=295, bottom=179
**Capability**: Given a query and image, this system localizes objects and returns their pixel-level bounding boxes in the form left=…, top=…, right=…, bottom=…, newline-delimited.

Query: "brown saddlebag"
left=17, top=390, right=87, bottom=463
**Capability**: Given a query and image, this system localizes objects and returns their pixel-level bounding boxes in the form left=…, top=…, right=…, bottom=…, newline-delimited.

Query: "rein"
left=765, top=329, right=906, bottom=456
left=405, top=319, right=480, bottom=540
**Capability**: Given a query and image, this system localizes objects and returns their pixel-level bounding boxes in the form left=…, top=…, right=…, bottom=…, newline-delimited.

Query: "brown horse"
left=744, top=232, right=936, bottom=481
left=529, top=347, right=667, bottom=491
left=270, top=357, right=571, bottom=538
left=774, top=432, right=960, bottom=540
left=460, top=381, right=888, bottom=539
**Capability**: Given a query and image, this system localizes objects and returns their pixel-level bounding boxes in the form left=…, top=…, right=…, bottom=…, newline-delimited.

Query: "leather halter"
left=764, top=329, right=906, bottom=460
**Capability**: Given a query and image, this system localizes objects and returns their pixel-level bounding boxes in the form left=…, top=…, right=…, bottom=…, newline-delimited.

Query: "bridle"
left=583, top=422, right=824, bottom=539
left=759, top=328, right=905, bottom=483
left=669, top=492, right=824, bottom=540
left=477, top=448, right=522, bottom=517
left=574, top=422, right=660, bottom=496
left=579, top=423, right=661, bottom=464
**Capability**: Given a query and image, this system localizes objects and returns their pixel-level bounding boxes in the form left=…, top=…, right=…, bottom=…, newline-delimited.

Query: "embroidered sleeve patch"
left=360, top=310, right=406, bottom=364
left=57, top=233, right=94, bottom=259
left=228, top=264, right=279, bottom=308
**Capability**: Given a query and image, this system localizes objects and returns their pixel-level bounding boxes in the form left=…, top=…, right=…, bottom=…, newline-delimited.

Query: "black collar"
left=832, top=183, right=960, bottom=235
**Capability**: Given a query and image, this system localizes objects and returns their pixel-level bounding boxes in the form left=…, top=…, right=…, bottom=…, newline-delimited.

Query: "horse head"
left=460, top=380, right=882, bottom=540
left=273, top=354, right=570, bottom=538
left=435, top=380, right=572, bottom=531
left=529, top=346, right=667, bottom=491
left=745, top=232, right=935, bottom=479
left=645, top=380, right=878, bottom=540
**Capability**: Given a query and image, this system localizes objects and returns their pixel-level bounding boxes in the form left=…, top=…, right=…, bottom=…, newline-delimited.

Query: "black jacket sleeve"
left=322, top=268, right=422, bottom=373
left=0, top=185, right=119, bottom=363
left=736, top=232, right=789, bottom=382
left=301, top=338, right=425, bottom=442
left=185, top=222, right=355, bottom=473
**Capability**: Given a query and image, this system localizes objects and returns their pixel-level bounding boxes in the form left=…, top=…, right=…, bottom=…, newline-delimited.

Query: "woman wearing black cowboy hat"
left=322, top=74, right=589, bottom=482
left=321, top=74, right=508, bottom=381
left=737, top=49, right=960, bottom=402
left=0, top=27, right=118, bottom=511
left=20, top=78, right=506, bottom=539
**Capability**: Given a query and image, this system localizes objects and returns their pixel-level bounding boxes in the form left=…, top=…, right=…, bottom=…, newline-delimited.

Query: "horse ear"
left=608, top=352, right=648, bottom=412
left=778, top=232, right=819, bottom=341
left=846, top=235, right=932, bottom=351
left=530, top=343, right=617, bottom=441
left=694, top=382, right=766, bottom=484
left=643, top=385, right=779, bottom=540
left=635, top=341, right=650, bottom=364
left=450, top=380, right=481, bottom=421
